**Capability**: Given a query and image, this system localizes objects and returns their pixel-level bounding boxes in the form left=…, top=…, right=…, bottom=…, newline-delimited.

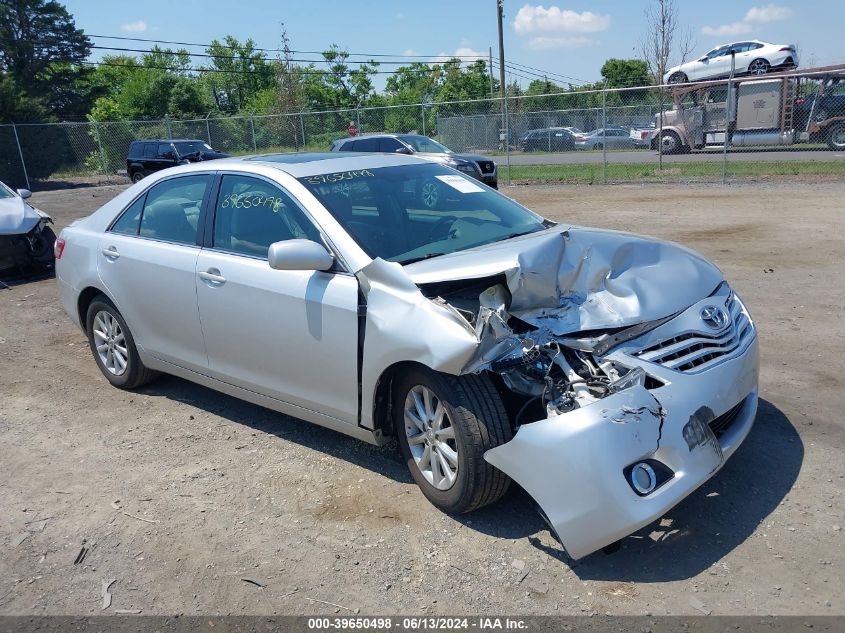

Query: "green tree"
left=204, top=36, right=274, bottom=112
left=0, top=0, right=92, bottom=120
left=600, top=58, right=651, bottom=88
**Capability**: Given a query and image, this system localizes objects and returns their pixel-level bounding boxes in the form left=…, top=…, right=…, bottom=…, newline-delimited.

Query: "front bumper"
left=484, top=295, right=759, bottom=560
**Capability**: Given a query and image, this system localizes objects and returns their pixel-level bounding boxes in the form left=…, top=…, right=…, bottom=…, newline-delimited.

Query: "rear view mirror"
left=17, top=188, right=32, bottom=199
left=268, top=239, right=334, bottom=272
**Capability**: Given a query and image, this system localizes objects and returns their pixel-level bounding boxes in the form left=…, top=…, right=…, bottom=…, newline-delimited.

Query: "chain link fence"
left=2, top=71, right=843, bottom=190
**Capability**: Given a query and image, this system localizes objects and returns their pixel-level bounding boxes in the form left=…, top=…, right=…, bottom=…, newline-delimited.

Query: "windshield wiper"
left=398, top=252, right=448, bottom=265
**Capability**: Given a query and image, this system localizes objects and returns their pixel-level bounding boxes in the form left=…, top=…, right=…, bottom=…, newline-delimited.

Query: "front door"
left=195, top=173, right=360, bottom=424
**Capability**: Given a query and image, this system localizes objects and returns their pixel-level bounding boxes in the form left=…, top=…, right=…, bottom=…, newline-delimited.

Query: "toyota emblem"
left=700, top=305, right=728, bottom=330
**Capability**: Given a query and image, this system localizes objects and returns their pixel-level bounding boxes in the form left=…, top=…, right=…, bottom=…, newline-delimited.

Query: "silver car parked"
left=56, top=153, right=759, bottom=560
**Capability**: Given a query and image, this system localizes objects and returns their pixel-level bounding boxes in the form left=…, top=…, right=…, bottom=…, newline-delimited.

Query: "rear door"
left=195, top=173, right=359, bottom=423
left=98, top=173, right=213, bottom=370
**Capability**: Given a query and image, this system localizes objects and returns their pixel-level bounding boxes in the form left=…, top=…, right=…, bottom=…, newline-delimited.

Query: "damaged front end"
left=406, top=227, right=759, bottom=560
left=0, top=197, right=56, bottom=274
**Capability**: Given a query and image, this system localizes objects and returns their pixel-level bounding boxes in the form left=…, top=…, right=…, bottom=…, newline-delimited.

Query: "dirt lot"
left=1, top=182, right=842, bottom=616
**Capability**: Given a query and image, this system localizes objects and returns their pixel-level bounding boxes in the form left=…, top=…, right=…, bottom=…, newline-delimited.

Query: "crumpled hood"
left=0, top=197, right=41, bottom=235
left=405, top=225, right=724, bottom=335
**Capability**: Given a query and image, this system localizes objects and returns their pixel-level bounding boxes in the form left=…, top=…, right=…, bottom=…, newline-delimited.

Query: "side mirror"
left=394, top=147, right=412, bottom=155
left=17, top=188, right=32, bottom=199
left=699, top=57, right=708, bottom=62
left=268, top=239, right=334, bottom=272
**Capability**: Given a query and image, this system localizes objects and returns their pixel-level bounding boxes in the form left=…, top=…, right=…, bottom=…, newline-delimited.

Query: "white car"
left=664, top=40, right=798, bottom=84
left=55, top=153, right=759, bottom=560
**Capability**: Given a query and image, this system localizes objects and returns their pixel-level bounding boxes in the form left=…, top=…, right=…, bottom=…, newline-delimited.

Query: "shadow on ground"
left=140, top=375, right=802, bottom=581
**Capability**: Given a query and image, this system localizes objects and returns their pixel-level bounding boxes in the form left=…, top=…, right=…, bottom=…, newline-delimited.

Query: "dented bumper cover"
left=484, top=305, right=759, bottom=560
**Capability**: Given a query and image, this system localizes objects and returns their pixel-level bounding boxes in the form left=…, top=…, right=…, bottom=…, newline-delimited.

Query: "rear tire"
left=394, top=367, right=512, bottom=514
left=748, top=59, right=771, bottom=76
left=827, top=122, right=845, bottom=150
left=86, top=295, right=158, bottom=389
left=131, top=171, right=145, bottom=183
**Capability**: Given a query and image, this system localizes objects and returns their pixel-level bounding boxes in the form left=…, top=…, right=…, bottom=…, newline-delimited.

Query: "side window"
left=379, top=137, right=404, bottom=152
left=213, top=175, right=321, bottom=258
left=139, top=175, right=211, bottom=245
left=354, top=137, right=380, bottom=152
left=143, top=143, right=157, bottom=158
left=157, top=143, right=173, bottom=159
left=110, top=195, right=145, bottom=236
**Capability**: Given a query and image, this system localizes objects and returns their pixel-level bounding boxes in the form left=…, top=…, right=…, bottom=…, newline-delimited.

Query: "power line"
left=79, top=60, right=408, bottom=76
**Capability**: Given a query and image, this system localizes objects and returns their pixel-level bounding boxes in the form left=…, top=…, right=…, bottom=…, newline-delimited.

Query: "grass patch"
left=501, top=160, right=845, bottom=184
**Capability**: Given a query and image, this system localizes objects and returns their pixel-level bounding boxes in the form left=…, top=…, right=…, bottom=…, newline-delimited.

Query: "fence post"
left=601, top=85, right=608, bottom=184
left=722, top=51, right=736, bottom=185
left=300, top=113, right=306, bottom=149
left=421, top=104, right=426, bottom=136
left=205, top=116, right=212, bottom=145
left=92, top=121, right=110, bottom=183
left=503, top=96, right=511, bottom=186
left=250, top=116, right=257, bottom=151
left=165, top=114, right=172, bottom=140
left=11, top=123, right=30, bottom=190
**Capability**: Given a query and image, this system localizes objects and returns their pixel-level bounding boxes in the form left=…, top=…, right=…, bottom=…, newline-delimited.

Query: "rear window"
left=128, top=142, right=144, bottom=158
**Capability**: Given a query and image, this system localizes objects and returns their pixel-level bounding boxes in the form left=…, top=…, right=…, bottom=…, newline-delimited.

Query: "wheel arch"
left=77, top=285, right=114, bottom=329
left=371, top=360, right=434, bottom=437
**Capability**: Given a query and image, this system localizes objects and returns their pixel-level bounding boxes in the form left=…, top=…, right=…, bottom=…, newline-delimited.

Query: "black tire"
left=827, top=122, right=845, bottom=151
left=667, top=72, right=688, bottom=84
left=86, top=295, right=158, bottom=389
left=29, top=226, right=56, bottom=267
left=131, top=170, right=145, bottom=184
left=658, top=130, right=685, bottom=155
left=393, top=367, right=512, bottom=514
left=748, top=59, right=770, bottom=76
left=593, top=142, right=603, bottom=150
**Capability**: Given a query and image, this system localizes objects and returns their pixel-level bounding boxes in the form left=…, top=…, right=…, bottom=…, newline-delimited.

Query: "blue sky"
left=64, top=0, right=843, bottom=88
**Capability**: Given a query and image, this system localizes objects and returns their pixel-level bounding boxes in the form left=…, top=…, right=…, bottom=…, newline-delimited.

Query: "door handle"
left=198, top=268, right=226, bottom=285
left=101, top=246, right=120, bottom=260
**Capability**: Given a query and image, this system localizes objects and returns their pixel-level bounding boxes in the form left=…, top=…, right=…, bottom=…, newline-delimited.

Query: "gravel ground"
left=0, top=182, right=842, bottom=616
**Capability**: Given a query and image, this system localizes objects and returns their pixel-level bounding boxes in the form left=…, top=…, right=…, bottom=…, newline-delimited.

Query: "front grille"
left=477, top=160, right=495, bottom=174
left=709, top=399, right=745, bottom=437
left=635, top=293, right=754, bottom=373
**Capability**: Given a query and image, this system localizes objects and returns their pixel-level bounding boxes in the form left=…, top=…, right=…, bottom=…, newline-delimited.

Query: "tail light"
left=54, top=237, right=65, bottom=260
left=795, top=97, right=806, bottom=105
left=640, top=131, right=649, bottom=139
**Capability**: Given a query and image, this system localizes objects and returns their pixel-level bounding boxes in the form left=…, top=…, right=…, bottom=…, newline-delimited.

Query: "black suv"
left=330, top=134, right=497, bottom=188
left=126, top=139, right=229, bottom=183
left=519, top=127, right=577, bottom=152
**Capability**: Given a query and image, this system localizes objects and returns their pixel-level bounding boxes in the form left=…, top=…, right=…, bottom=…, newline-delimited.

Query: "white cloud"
left=513, top=4, right=610, bottom=35
left=745, top=4, right=792, bottom=22
left=526, top=35, right=598, bottom=49
left=402, top=49, right=419, bottom=57
left=120, top=20, right=147, bottom=33
left=702, top=5, right=791, bottom=38
left=431, top=47, right=487, bottom=64
left=701, top=22, right=752, bottom=37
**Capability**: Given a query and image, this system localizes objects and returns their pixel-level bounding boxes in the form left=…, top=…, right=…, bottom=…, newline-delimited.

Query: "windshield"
left=0, top=182, right=14, bottom=199
left=175, top=141, right=213, bottom=155
left=398, top=135, right=451, bottom=153
left=298, top=163, right=549, bottom=264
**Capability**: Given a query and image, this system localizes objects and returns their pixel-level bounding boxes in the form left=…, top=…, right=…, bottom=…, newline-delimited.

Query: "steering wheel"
left=423, top=216, right=457, bottom=243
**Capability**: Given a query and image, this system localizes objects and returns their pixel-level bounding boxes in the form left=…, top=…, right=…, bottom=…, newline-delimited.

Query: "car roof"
left=242, top=151, right=428, bottom=177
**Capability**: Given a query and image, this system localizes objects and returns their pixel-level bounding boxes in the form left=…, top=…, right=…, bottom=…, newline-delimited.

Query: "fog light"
left=630, top=462, right=657, bottom=495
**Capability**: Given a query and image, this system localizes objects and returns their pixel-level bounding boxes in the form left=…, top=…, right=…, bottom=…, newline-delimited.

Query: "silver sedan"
left=56, top=153, right=758, bottom=560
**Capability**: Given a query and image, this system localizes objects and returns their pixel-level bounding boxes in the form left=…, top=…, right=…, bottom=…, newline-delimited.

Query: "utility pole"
left=497, top=0, right=511, bottom=181
left=497, top=1, right=506, bottom=100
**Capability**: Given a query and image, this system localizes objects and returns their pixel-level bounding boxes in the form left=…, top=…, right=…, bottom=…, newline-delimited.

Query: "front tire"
left=86, top=295, right=158, bottom=389
left=29, top=226, right=56, bottom=267
left=667, top=72, right=688, bottom=84
left=394, top=367, right=512, bottom=514
left=658, top=130, right=685, bottom=155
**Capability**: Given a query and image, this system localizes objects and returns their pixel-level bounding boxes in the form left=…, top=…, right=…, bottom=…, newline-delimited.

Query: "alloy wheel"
left=92, top=310, right=129, bottom=376
left=748, top=59, right=770, bottom=75
left=404, top=385, right=458, bottom=490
